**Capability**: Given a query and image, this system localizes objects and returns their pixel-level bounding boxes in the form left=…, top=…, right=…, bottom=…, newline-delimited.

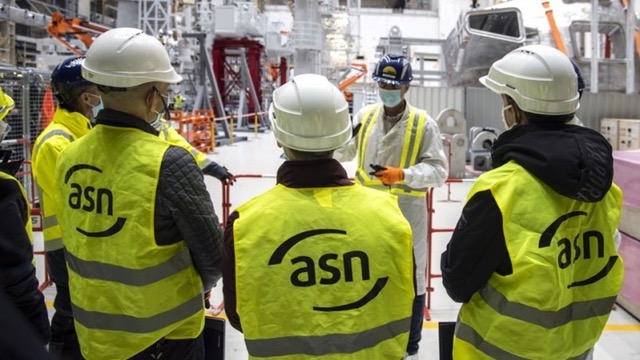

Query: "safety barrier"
left=169, top=110, right=269, bottom=152
left=424, top=178, right=475, bottom=321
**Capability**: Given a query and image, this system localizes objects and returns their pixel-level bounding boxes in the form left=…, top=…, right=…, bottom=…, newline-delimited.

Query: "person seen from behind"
left=223, top=73, right=415, bottom=359
left=441, top=44, right=624, bottom=359
left=54, top=27, right=223, bottom=360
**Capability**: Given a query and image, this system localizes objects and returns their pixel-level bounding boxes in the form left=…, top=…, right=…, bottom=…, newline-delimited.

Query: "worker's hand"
left=204, top=290, right=211, bottom=309
left=212, top=165, right=236, bottom=185
left=219, top=169, right=236, bottom=186
left=370, top=164, right=404, bottom=185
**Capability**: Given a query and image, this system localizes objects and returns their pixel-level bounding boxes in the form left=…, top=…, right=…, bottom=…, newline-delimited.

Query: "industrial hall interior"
left=1, top=0, right=640, bottom=359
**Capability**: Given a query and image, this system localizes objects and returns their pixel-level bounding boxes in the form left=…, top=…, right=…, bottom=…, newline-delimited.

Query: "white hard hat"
left=269, top=74, right=351, bottom=152
left=82, top=27, right=182, bottom=88
left=479, top=45, right=579, bottom=115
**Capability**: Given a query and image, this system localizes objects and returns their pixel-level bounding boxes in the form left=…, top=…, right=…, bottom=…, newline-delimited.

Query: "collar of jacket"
left=52, top=107, right=93, bottom=134
left=94, top=109, right=159, bottom=136
left=276, top=158, right=353, bottom=188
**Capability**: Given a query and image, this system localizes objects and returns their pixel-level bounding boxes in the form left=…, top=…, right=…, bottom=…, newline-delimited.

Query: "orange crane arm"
left=542, top=1, right=568, bottom=55
left=339, top=63, right=368, bottom=92
left=47, top=12, right=110, bottom=56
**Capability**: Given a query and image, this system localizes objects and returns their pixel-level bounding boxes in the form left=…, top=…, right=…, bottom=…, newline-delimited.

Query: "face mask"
left=152, top=87, right=171, bottom=123
left=501, top=105, right=515, bottom=130
left=87, top=93, right=103, bottom=119
left=378, top=88, right=402, bottom=108
left=150, top=117, right=162, bottom=130
left=0, top=121, right=10, bottom=143
left=91, top=98, right=103, bottom=118
left=152, top=111, right=164, bottom=125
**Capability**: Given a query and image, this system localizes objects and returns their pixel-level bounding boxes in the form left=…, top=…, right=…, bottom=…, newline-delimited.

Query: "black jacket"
left=441, top=124, right=614, bottom=302
left=96, top=110, right=223, bottom=290
left=0, top=170, right=51, bottom=345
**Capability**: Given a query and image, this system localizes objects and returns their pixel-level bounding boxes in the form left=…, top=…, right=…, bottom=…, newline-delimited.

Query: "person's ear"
left=145, top=88, right=156, bottom=109
left=401, top=84, right=410, bottom=96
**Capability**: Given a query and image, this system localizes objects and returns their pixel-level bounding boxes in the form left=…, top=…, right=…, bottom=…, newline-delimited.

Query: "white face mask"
left=379, top=88, right=402, bottom=108
left=151, top=88, right=170, bottom=123
left=85, top=93, right=103, bottom=120
left=91, top=98, right=103, bottom=119
left=150, top=117, right=162, bottom=130
left=501, top=104, right=515, bottom=130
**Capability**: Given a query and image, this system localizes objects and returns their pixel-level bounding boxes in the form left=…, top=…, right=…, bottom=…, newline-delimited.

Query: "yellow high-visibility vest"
left=234, top=183, right=415, bottom=359
left=355, top=104, right=428, bottom=197
left=56, top=125, right=204, bottom=360
left=454, top=160, right=624, bottom=359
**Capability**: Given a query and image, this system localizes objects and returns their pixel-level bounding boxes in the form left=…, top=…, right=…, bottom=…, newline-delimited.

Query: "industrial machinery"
left=46, top=12, right=110, bottom=56
left=468, top=126, right=499, bottom=172
left=435, top=108, right=468, bottom=179
left=443, top=0, right=640, bottom=93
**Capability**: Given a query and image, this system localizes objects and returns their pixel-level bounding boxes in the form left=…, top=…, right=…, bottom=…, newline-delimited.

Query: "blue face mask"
left=378, top=88, right=402, bottom=108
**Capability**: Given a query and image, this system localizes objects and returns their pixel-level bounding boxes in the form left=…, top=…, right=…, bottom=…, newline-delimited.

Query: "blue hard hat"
left=51, top=56, right=91, bottom=104
left=570, top=60, right=585, bottom=99
left=372, top=54, right=413, bottom=85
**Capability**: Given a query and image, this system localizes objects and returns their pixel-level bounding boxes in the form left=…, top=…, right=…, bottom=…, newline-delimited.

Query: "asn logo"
left=64, top=164, right=126, bottom=237
left=538, top=211, right=618, bottom=288
left=268, top=229, right=388, bottom=312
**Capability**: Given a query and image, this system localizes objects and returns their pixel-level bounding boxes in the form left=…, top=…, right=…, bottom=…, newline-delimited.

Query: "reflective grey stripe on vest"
left=72, top=293, right=202, bottom=333
left=457, top=322, right=594, bottom=360
left=480, top=283, right=618, bottom=328
left=65, top=247, right=193, bottom=286
left=245, top=316, right=411, bottom=357
left=43, top=215, right=58, bottom=228
left=456, top=322, right=527, bottom=360
left=194, top=150, right=211, bottom=169
left=33, top=129, right=74, bottom=154
left=36, top=184, right=58, bottom=229
left=45, top=238, right=63, bottom=251
left=36, top=184, right=64, bottom=250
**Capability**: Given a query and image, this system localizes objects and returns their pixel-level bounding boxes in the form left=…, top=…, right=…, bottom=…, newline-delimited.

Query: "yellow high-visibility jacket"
left=32, top=108, right=91, bottom=251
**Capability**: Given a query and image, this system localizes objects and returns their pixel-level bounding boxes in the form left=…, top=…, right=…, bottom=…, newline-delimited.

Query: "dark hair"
left=286, top=148, right=334, bottom=161
left=55, top=84, right=93, bottom=112
left=523, top=111, right=575, bottom=124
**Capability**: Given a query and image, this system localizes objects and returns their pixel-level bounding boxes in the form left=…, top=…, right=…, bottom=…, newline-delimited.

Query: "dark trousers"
left=129, top=333, right=205, bottom=360
left=47, top=249, right=82, bottom=360
left=407, top=294, right=426, bottom=355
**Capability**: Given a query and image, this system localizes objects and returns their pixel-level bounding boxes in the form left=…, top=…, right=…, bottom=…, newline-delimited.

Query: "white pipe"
left=590, top=0, right=599, bottom=93
left=626, top=0, right=635, bottom=94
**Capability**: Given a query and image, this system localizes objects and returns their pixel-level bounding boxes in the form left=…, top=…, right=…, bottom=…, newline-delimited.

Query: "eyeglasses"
left=153, top=87, right=169, bottom=103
